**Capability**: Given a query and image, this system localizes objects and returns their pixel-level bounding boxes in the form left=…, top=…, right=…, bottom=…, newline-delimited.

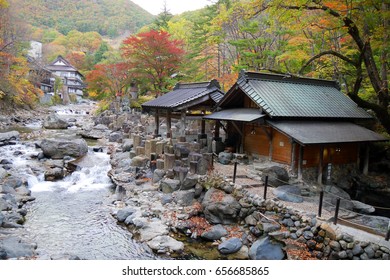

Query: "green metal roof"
left=203, top=108, right=265, bottom=122
left=228, top=71, right=372, bottom=119
left=268, top=120, right=387, bottom=145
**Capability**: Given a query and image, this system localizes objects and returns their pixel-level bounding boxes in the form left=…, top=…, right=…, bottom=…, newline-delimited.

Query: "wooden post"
left=298, top=145, right=303, bottom=180
left=201, top=119, right=206, bottom=135
left=166, top=110, right=172, bottom=138
left=318, top=191, right=324, bottom=217
left=291, top=141, right=296, bottom=174
left=180, top=109, right=186, bottom=136
left=154, top=109, right=159, bottom=137
left=363, top=144, right=370, bottom=175
left=214, top=121, right=220, bottom=139
left=233, top=161, right=238, bottom=183
left=334, top=198, right=341, bottom=225
left=318, top=145, right=324, bottom=185
left=386, top=221, right=390, bottom=241
left=264, top=175, right=268, bottom=200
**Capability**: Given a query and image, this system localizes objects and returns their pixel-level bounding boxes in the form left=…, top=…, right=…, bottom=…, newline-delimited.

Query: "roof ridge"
left=240, top=70, right=339, bottom=89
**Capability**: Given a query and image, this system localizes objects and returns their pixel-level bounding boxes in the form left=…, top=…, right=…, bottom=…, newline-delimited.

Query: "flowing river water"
left=1, top=107, right=158, bottom=260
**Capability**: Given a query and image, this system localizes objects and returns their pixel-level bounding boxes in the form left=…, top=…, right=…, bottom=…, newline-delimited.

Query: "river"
left=0, top=106, right=158, bottom=260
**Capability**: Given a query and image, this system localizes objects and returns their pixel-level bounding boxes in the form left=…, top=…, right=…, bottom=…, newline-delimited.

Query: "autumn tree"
left=0, top=0, right=42, bottom=108
left=251, top=0, right=389, bottom=133
left=86, top=62, right=134, bottom=100
left=121, top=30, right=185, bottom=94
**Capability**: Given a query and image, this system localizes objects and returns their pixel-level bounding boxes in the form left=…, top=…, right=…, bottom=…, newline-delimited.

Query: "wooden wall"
left=271, top=130, right=292, bottom=164
left=243, top=124, right=270, bottom=157
left=301, top=143, right=359, bottom=168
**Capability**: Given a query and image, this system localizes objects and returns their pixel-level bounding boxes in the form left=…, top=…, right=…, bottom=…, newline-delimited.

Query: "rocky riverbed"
left=0, top=102, right=389, bottom=260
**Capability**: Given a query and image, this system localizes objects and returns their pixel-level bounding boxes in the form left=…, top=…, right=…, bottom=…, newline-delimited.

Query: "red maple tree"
left=121, top=30, right=185, bottom=95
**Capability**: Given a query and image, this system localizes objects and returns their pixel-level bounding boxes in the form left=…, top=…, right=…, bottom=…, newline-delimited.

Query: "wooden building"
left=204, top=71, right=388, bottom=184
left=142, top=80, right=225, bottom=138
left=46, top=55, right=86, bottom=101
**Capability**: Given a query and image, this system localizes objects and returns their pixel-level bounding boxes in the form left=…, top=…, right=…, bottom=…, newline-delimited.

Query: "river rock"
left=202, top=188, right=241, bottom=225
left=50, top=253, right=81, bottom=260
left=122, top=139, right=134, bottom=152
left=173, top=190, right=195, bottom=206
left=0, top=131, right=19, bottom=146
left=40, top=138, right=88, bottom=159
left=0, top=167, right=7, bottom=179
left=0, top=237, right=35, bottom=259
left=43, top=113, right=68, bottom=129
left=139, top=221, right=169, bottom=241
left=44, top=167, right=64, bottom=181
left=218, top=152, right=233, bottom=165
left=116, top=208, right=136, bottom=222
left=160, top=179, right=181, bottom=193
left=218, top=237, right=243, bottom=255
left=0, top=197, right=11, bottom=211
left=261, top=166, right=289, bottom=187
left=249, top=236, right=285, bottom=260
left=153, top=169, right=166, bottom=183
left=181, top=174, right=198, bottom=190
left=15, top=186, right=31, bottom=196
left=147, top=235, right=184, bottom=253
left=109, top=131, right=123, bottom=143
left=131, top=156, right=148, bottom=168
left=273, top=185, right=303, bottom=203
left=351, top=200, right=375, bottom=214
left=201, top=224, right=228, bottom=241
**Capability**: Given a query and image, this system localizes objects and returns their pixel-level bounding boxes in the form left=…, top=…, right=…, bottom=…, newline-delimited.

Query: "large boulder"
left=0, top=237, right=35, bottom=259
left=273, top=185, right=304, bottom=203
left=202, top=188, right=241, bottom=224
left=261, top=166, right=289, bottom=187
left=40, top=138, right=88, bottom=159
left=249, top=236, right=285, bottom=260
left=43, top=113, right=68, bottom=129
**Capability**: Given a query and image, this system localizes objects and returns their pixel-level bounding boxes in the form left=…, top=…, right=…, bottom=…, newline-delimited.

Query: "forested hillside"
left=8, top=0, right=154, bottom=37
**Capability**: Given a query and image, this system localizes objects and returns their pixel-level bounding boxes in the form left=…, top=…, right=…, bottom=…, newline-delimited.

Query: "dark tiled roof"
left=142, top=80, right=224, bottom=111
left=268, top=120, right=387, bottom=144
left=224, top=71, right=372, bottom=119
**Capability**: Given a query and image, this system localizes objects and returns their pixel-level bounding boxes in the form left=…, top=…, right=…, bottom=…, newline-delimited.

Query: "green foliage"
left=9, top=0, right=154, bottom=37
left=198, top=171, right=225, bottom=191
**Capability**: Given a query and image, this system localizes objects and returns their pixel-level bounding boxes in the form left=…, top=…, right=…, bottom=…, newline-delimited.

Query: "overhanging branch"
left=299, top=50, right=358, bottom=75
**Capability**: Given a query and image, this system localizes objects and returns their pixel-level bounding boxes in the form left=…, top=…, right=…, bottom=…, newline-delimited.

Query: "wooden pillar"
left=154, top=109, right=159, bottom=136
left=318, top=145, right=324, bottom=185
left=268, top=131, right=273, bottom=161
left=363, top=144, right=369, bottom=175
left=166, top=110, right=172, bottom=138
left=214, top=121, right=220, bottom=139
left=291, top=141, right=296, bottom=174
left=201, top=119, right=206, bottom=135
left=298, top=145, right=303, bottom=180
left=180, top=109, right=186, bottom=136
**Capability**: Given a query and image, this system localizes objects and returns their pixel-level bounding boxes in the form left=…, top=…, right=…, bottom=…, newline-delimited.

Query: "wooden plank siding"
left=301, top=143, right=359, bottom=168
left=243, top=124, right=270, bottom=157
left=271, top=130, right=292, bottom=164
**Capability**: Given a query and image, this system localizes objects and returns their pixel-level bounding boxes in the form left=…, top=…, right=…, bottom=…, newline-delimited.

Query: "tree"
left=253, top=0, right=389, bottom=133
left=86, top=62, right=134, bottom=100
left=121, top=30, right=185, bottom=94
left=0, top=0, right=42, bottom=108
